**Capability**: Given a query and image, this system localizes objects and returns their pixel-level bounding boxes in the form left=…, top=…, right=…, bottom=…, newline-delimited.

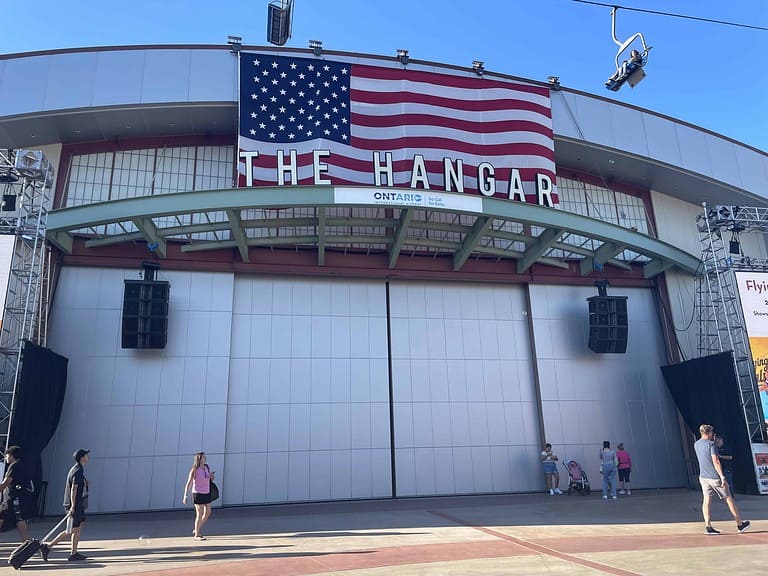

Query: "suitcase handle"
left=42, top=515, right=69, bottom=542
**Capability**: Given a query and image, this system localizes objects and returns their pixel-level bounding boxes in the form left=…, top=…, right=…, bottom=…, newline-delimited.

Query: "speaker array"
left=587, top=296, right=628, bottom=354
left=121, top=280, right=170, bottom=349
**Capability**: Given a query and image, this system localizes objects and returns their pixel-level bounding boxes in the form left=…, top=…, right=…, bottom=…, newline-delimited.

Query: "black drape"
left=661, top=351, right=758, bottom=495
left=7, top=341, right=68, bottom=514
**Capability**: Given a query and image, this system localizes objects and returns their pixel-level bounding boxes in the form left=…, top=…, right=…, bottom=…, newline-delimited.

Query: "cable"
left=570, top=0, right=768, bottom=32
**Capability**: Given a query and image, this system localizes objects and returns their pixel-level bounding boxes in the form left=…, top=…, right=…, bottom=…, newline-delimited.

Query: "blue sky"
left=1, top=0, right=766, bottom=151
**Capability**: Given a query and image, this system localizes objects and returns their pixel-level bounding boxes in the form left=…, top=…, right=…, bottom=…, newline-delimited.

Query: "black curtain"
left=7, top=341, right=68, bottom=514
left=661, top=351, right=758, bottom=495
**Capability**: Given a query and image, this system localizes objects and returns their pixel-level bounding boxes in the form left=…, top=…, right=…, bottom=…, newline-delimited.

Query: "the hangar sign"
left=237, top=53, right=557, bottom=205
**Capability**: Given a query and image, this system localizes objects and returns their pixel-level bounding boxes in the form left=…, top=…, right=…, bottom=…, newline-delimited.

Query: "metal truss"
left=0, top=149, right=53, bottom=450
left=697, top=202, right=766, bottom=442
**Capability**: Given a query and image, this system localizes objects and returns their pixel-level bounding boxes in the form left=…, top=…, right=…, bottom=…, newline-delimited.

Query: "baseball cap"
left=73, top=449, right=90, bottom=462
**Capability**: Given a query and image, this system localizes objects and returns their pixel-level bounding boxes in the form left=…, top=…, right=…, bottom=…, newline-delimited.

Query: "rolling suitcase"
left=8, top=515, right=68, bottom=570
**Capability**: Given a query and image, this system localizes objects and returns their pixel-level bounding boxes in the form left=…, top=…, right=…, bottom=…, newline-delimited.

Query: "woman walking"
left=182, top=452, right=215, bottom=540
left=616, top=443, right=632, bottom=495
left=600, top=441, right=618, bottom=499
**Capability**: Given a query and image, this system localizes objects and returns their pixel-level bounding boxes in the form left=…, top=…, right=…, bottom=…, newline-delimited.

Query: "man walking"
left=694, top=425, right=749, bottom=535
left=0, top=446, right=32, bottom=542
left=40, top=449, right=90, bottom=562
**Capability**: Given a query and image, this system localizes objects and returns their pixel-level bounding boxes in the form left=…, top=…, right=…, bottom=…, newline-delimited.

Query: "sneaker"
left=618, top=490, right=625, bottom=495
left=602, top=495, right=608, bottom=499
left=738, top=521, right=751, bottom=533
left=39, top=544, right=50, bottom=562
left=705, top=526, right=721, bottom=535
left=612, top=495, right=617, bottom=499
left=549, top=489, right=554, bottom=495
left=555, top=489, right=563, bottom=494
left=626, top=490, right=631, bottom=495
left=68, top=552, right=87, bottom=561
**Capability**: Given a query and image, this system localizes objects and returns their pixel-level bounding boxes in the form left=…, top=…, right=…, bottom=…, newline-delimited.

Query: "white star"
left=307, top=130, right=313, bottom=136
left=262, top=70, right=269, bottom=76
left=288, top=133, right=295, bottom=139
left=290, top=62, right=297, bottom=69
left=290, top=80, right=297, bottom=86
left=308, top=99, right=314, bottom=106
left=323, top=65, right=330, bottom=71
left=278, top=124, right=285, bottom=131
left=332, top=75, right=338, bottom=81
left=270, top=96, right=278, bottom=102
left=251, top=93, right=258, bottom=99
left=332, top=107, right=339, bottom=113
left=253, top=77, right=259, bottom=82
left=342, top=118, right=348, bottom=123
left=259, top=122, right=266, bottom=129
left=260, top=104, right=267, bottom=111
left=298, top=91, right=305, bottom=97
left=253, top=59, right=260, bottom=66
left=323, top=98, right=330, bottom=104
left=316, top=90, right=321, bottom=96
left=271, top=61, right=279, bottom=68
left=289, top=98, right=296, bottom=104
left=324, top=129, right=330, bottom=135
left=280, top=72, right=287, bottom=78
left=315, top=120, right=321, bottom=126
left=297, top=124, right=304, bottom=130
left=289, top=116, right=296, bottom=122
left=249, top=129, right=256, bottom=135
left=299, top=73, right=305, bottom=79
left=270, top=114, right=277, bottom=121
left=279, top=106, right=286, bottom=113
left=250, top=112, right=257, bottom=118
left=342, top=134, right=348, bottom=140
left=280, top=89, right=286, bottom=95
left=269, top=132, right=276, bottom=138
left=261, top=86, right=268, bottom=93
left=316, top=71, right=321, bottom=77
left=308, top=82, right=315, bottom=88
left=271, top=79, right=278, bottom=85
left=308, top=64, right=314, bottom=71
left=332, top=123, right=338, bottom=129
left=331, top=93, right=338, bottom=99
left=341, top=86, right=347, bottom=91
left=307, top=114, right=313, bottom=120
left=341, top=68, right=348, bottom=74
left=324, top=113, right=330, bottom=119
left=341, top=102, right=347, bottom=108
left=298, top=108, right=305, bottom=114
left=315, top=105, right=321, bottom=111
left=323, top=81, right=330, bottom=87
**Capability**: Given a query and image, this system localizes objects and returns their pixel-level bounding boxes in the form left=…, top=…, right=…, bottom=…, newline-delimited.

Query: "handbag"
left=209, top=481, right=219, bottom=502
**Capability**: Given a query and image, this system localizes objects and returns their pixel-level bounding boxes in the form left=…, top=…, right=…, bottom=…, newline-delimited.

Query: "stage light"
left=397, top=49, right=409, bottom=66
left=548, top=76, right=561, bottom=90
left=309, top=39, right=323, bottom=56
left=472, top=60, right=484, bottom=76
left=227, top=35, right=242, bottom=53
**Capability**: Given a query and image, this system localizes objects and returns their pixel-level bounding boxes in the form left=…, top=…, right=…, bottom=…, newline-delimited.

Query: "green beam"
left=517, top=227, right=563, bottom=274
left=643, top=258, right=674, bottom=278
left=389, top=208, right=413, bottom=268
left=453, top=216, right=492, bottom=271
left=132, top=217, right=166, bottom=258
left=317, top=207, right=326, bottom=266
left=48, top=231, right=73, bottom=253
left=580, top=241, right=626, bottom=276
left=226, top=209, right=250, bottom=263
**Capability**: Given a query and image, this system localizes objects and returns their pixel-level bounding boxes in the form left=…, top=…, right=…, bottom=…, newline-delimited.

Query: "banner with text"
left=734, top=271, right=768, bottom=430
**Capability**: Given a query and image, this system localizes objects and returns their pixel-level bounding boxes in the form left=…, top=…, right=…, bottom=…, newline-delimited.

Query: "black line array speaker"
left=122, top=280, right=170, bottom=349
left=587, top=295, right=628, bottom=354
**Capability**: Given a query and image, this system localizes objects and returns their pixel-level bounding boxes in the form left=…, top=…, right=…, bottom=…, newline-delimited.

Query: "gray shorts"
left=699, top=477, right=729, bottom=500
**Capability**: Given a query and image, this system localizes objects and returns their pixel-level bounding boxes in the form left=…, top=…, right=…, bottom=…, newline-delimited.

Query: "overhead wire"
left=570, top=0, right=768, bottom=32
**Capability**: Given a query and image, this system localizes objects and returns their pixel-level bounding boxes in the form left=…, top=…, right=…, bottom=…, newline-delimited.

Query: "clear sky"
left=1, top=0, right=766, bottom=152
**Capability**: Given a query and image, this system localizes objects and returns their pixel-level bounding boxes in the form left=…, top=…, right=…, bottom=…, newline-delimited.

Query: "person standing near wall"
left=40, top=448, right=90, bottom=562
left=616, top=443, right=632, bottom=495
left=694, top=424, right=749, bottom=535
left=540, top=443, right=563, bottom=495
left=0, top=446, right=32, bottom=542
left=182, top=452, right=215, bottom=540
left=714, top=435, right=734, bottom=494
left=600, top=441, right=618, bottom=499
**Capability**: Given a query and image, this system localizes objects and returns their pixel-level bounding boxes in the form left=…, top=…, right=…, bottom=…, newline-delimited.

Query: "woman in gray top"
left=600, top=440, right=618, bottom=499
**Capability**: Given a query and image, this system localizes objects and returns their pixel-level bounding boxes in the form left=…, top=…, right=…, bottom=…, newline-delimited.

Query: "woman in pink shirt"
left=616, top=443, right=632, bottom=495
left=182, top=452, right=215, bottom=540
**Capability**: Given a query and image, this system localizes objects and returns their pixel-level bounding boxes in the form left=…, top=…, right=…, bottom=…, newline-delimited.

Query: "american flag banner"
left=238, top=53, right=556, bottom=203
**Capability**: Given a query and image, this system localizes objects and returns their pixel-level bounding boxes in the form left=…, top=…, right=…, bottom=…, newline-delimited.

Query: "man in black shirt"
left=0, top=445, right=32, bottom=542
left=40, top=449, right=90, bottom=562
left=715, top=435, right=734, bottom=494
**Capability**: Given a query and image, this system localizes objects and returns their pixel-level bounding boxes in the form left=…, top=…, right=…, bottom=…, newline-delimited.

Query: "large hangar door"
left=389, top=282, right=542, bottom=496
left=225, top=277, right=392, bottom=504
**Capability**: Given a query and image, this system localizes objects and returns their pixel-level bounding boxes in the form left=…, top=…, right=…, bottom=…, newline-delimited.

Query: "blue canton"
left=240, top=54, right=352, bottom=144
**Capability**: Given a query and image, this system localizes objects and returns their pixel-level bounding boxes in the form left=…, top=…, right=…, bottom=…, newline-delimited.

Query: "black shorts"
left=193, top=492, right=211, bottom=505
left=618, top=468, right=631, bottom=482
left=67, top=506, right=86, bottom=528
left=10, top=497, right=33, bottom=523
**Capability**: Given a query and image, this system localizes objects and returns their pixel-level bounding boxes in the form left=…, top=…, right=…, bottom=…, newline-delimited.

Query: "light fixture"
left=729, top=225, right=745, bottom=255
left=472, top=60, right=484, bottom=76
left=397, top=49, right=409, bottom=66
left=547, top=76, right=561, bottom=90
left=267, top=0, right=293, bottom=46
left=309, top=39, right=322, bottom=56
left=227, top=35, right=242, bottom=53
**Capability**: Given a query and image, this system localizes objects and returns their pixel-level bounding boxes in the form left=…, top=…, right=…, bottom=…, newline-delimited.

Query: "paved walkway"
left=2, top=489, right=767, bottom=575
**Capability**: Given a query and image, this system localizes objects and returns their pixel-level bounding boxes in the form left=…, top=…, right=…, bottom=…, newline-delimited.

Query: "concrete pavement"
left=2, top=489, right=767, bottom=575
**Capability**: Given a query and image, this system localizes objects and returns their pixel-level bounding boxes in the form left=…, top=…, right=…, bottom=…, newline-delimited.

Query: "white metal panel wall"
left=225, top=277, right=391, bottom=504
left=529, top=284, right=687, bottom=489
left=44, top=267, right=233, bottom=514
left=389, top=282, right=542, bottom=496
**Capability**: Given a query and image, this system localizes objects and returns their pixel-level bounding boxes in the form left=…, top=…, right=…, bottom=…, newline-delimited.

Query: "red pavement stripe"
left=537, top=531, right=768, bottom=553
left=132, top=538, right=536, bottom=576
left=428, top=510, right=644, bottom=576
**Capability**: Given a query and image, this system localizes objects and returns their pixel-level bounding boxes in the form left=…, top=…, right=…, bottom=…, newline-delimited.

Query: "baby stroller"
left=563, top=460, right=591, bottom=495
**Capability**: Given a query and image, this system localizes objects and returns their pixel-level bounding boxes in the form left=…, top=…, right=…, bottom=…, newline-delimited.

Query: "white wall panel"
left=391, top=281, right=540, bottom=496
left=529, top=284, right=687, bottom=489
